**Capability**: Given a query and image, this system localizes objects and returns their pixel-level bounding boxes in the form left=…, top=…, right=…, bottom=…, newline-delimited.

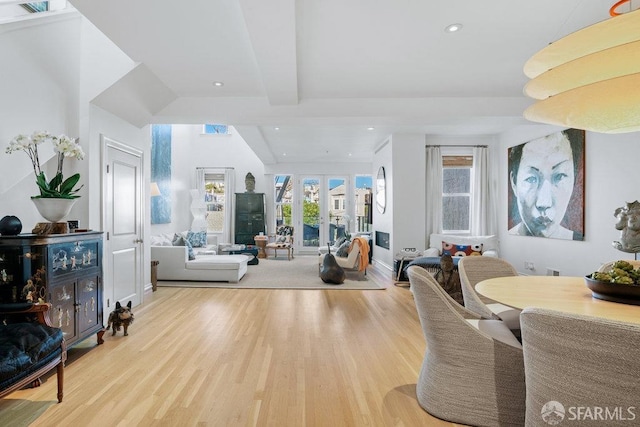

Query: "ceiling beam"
left=239, top=0, right=298, bottom=106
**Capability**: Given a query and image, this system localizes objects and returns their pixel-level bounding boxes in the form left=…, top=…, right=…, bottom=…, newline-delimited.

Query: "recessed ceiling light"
left=445, top=23, right=463, bottom=33
left=274, top=127, right=280, bottom=130
left=367, top=127, right=375, bottom=131
left=213, top=81, right=224, bottom=87
left=282, top=153, right=287, bottom=156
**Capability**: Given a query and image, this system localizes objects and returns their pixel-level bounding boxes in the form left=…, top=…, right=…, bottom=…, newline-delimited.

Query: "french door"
left=298, top=175, right=349, bottom=253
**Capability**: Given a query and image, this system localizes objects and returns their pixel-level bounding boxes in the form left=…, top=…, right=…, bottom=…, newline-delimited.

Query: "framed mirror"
left=376, top=166, right=386, bottom=213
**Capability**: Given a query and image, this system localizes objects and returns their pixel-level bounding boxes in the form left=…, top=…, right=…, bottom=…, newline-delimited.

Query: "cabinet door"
left=235, top=194, right=265, bottom=244
left=49, top=240, right=100, bottom=279
left=78, top=275, right=101, bottom=334
left=236, top=194, right=264, bottom=214
left=0, top=245, right=46, bottom=304
left=49, top=281, right=77, bottom=343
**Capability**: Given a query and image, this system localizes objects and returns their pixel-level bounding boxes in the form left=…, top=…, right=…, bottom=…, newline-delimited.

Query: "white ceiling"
left=70, top=0, right=614, bottom=164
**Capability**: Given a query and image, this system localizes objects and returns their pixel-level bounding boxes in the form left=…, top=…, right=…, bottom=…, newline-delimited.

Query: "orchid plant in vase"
left=6, top=131, right=84, bottom=199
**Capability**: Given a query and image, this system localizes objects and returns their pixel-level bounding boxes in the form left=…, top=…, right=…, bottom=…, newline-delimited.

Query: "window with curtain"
left=204, top=172, right=226, bottom=233
left=442, top=155, right=473, bottom=233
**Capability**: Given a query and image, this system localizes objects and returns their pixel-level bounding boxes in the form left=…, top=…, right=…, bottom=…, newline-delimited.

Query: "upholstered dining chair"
left=520, top=307, right=640, bottom=427
left=458, top=256, right=522, bottom=337
left=407, top=266, right=526, bottom=426
left=266, top=225, right=294, bottom=260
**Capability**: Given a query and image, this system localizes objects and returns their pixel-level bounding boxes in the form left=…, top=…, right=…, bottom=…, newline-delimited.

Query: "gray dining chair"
left=407, top=266, right=526, bottom=426
left=520, top=307, right=640, bottom=426
left=458, top=256, right=522, bottom=337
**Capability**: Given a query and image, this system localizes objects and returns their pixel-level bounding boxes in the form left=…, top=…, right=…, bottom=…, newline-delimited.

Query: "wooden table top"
left=475, top=276, right=640, bottom=325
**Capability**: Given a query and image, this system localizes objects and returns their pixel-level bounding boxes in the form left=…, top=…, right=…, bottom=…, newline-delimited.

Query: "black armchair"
left=0, top=303, right=67, bottom=402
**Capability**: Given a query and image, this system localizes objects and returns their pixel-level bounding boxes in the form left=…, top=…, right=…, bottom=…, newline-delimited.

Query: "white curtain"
left=195, top=168, right=205, bottom=194
left=425, top=146, right=443, bottom=238
left=223, top=168, right=235, bottom=244
left=191, top=169, right=207, bottom=231
left=471, top=146, right=495, bottom=235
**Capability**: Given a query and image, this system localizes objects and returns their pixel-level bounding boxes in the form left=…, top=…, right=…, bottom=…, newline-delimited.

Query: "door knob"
left=133, top=238, right=143, bottom=244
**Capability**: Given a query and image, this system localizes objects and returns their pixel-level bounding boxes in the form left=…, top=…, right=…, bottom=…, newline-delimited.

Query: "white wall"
left=0, top=13, right=136, bottom=229
left=0, top=13, right=83, bottom=228
left=498, top=128, right=640, bottom=277
left=0, top=14, right=149, bottom=310
left=326, top=125, right=640, bottom=280
left=372, top=138, right=392, bottom=268
left=149, top=125, right=266, bottom=238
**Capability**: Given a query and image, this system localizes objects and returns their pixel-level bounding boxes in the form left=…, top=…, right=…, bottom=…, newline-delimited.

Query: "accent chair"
left=458, top=256, right=522, bottom=338
left=520, top=307, right=640, bottom=426
left=407, top=266, right=525, bottom=426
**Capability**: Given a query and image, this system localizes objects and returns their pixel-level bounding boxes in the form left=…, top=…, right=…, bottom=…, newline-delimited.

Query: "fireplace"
left=375, top=231, right=390, bottom=250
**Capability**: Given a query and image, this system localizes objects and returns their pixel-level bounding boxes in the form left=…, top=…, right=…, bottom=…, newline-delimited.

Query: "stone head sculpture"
left=613, top=200, right=640, bottom=253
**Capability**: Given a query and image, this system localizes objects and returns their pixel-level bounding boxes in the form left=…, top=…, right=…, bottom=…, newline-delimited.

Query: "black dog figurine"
left=106, top=301, right=134, bottom=336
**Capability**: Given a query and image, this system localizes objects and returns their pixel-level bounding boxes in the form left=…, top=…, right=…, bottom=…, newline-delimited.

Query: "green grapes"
left=592, top=272, right=612, bottom=282
left=591, top=261, right=640, bottom=286
left=613, top=275, right=634, bottom=284
left=613, top=260, right=634, bottom=271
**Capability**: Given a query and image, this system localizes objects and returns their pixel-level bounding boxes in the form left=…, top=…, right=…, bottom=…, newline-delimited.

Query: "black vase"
left=0, top=215, right=22, bottom=236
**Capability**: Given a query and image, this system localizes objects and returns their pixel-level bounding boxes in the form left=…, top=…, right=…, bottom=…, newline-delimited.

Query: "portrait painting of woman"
left=507, top=129, right=585, bottom=241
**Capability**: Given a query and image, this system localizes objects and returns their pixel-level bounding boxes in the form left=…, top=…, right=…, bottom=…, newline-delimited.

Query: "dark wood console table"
left=0, top=231, right=105, bottom=346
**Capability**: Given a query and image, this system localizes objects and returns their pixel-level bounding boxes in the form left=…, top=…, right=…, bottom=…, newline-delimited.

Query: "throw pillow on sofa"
left=150, top=233, right=174, bottom=246
left=173, top=234, right=196, bottom=260
left=442, top=242, right=483, bottom=257
left=186, top=230, right=207, bottom=248
left=336, top=240, right=351, bottom=257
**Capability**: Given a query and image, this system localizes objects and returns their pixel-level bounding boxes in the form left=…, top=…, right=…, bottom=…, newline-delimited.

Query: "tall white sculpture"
left=190, top=189, right=207, bottom=231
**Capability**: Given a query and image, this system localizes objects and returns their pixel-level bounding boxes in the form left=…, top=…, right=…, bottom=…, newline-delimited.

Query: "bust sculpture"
left=245, top=172, right=255, bottom=193
left=613, top=200, right=640, bottom=253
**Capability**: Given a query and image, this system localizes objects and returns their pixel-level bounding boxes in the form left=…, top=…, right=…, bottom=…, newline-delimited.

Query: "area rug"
left=157, top=255, right=385, bottom=290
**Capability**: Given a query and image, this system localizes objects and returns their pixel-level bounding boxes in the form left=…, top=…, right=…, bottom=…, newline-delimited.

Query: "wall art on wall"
left=151, top=124, right=172, bottom=224
left=507, top=128, right=585, bottom=241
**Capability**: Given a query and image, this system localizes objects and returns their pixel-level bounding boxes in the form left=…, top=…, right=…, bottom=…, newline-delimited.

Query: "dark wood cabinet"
left=235, top=193, right=265, bottom=245
left=0, top=231, right=104, bottom=347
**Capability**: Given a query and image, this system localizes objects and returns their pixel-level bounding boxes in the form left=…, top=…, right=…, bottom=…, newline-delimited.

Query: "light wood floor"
left=0, top=260, right=464, bottom=427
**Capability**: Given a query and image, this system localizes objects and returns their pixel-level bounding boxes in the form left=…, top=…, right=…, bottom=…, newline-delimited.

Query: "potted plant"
left=5, top=131, right=84, bottom=222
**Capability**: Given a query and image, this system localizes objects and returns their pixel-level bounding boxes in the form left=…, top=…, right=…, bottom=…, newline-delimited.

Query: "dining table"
left=475, top=276, right=640, bottom=325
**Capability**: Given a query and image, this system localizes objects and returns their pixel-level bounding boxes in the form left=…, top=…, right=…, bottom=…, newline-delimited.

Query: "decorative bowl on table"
left=585, top=260, right=640, bottom=305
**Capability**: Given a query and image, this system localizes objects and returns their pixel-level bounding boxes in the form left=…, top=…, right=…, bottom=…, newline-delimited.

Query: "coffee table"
left=221, top=245, right=259, bottom=265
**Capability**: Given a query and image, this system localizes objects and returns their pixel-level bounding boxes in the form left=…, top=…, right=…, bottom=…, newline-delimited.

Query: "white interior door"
left=104, top=136, right=143, bottom=310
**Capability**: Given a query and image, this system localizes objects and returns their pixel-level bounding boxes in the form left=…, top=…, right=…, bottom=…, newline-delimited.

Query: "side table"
left=151, top=260, right=160, bottom=292
left=254, top=235, right=268, bottom=258
left=396, top=256, right=461, bottom=287
left=394, top=255, right=420, bottom=286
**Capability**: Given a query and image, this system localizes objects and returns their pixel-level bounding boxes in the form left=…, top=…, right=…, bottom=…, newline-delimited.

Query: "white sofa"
left=151, top=245, right=249, bottom=283
left=423, top=233, right=499, bottom=258
left=150, top=231, right=219, bottom=255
